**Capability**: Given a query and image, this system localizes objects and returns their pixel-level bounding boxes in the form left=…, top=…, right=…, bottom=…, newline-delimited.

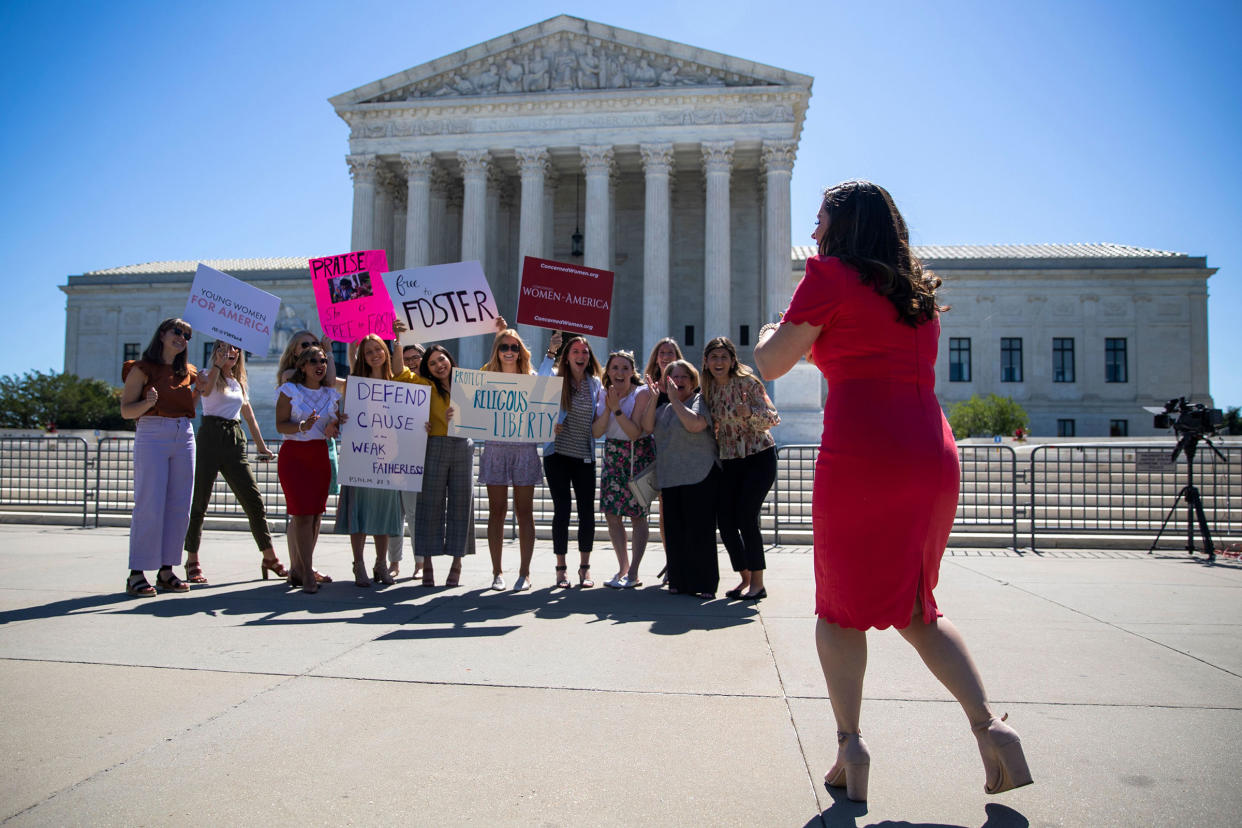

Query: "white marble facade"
left=58, top=17, right=1216, bottom=439
left=331, top=14, right=810, bottom=368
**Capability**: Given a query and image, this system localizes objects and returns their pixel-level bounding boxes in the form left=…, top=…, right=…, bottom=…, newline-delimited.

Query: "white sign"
left=183, top=264, right=281, bottom=355
left=447, top=368, right=564, bottom=443
left=383, top=261, right=499, bottom=347
left=339, top=377, right=431, bottom=492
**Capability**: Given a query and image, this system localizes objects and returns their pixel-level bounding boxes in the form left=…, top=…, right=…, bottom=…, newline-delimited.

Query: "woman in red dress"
left=754, top=181, right=1031, bottom=802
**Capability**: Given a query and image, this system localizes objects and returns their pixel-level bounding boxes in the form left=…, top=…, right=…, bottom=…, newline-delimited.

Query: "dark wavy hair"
left=419, top=343, right=456, bottom=401
left=817, top=180, right=946, bottom=326
left=141, top=317, right=192, bottom=379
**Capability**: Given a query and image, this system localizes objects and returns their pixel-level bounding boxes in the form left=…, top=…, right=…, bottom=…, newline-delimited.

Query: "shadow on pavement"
left=808, top=799, right=1028, bottom=828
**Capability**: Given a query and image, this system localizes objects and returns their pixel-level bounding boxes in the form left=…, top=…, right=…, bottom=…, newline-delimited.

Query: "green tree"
left=1224, top=406, right=1242, bottom=436
left=0, top=369, right=131, bottom=430
left=947, top=393, right=1030, bottom=439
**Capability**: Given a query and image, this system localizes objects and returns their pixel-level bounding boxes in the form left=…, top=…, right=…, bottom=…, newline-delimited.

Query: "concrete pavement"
left=1, top=525, right=1240, bottom=826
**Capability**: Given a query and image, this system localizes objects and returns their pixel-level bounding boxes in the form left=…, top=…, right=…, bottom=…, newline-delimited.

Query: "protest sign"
left=382, top=261, right=499, bottom=346
left=308, top=250, right=394, bottom=342
left=339, top=377, right=430, bottom=492
left=183, top=264, right=281, bottom=355
left=447, top=368, right=564, bottom=443
left=516, top=256, right=614, bottom=336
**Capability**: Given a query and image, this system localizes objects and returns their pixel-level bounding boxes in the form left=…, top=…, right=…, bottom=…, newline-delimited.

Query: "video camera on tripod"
left=1144, top=397, right=1225, bottom=562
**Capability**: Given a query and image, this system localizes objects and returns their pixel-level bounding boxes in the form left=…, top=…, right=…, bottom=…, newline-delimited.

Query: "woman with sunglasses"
left=120, top=318, right=199, bottom=596
left=275, top=346, right=342, bottom=593
left=182, top=341, right=286, bottom=584
left=595, top=350, right=656, bottom=589
left=538, top=333, right=603, bottom=589
left=415, top=343, right=476, bottom=586
left=334, top=334, right=406, bottom=587
left=478, top=325, right=542, bottom=591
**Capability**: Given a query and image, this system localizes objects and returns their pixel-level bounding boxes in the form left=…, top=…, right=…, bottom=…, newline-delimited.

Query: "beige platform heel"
left=823, top=731, right=870, bottom=802
left=972, top=713, right=1033, bottom=794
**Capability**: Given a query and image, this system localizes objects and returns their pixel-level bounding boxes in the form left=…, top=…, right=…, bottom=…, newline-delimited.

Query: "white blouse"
left=201, top=377, right=246, bottom=420
left=276, top=382, right=340, bottom=441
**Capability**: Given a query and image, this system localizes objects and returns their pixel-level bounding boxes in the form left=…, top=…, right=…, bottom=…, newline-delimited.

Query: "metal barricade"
left=95, top=436, right=135, bottom=525
left=772, top=445, right=817, bottom=545
left=0, top=436, right=91, bottom=526
left=957, top=445, right=1019, bottom=548
left=1029, top=443, right=1242, bottom=550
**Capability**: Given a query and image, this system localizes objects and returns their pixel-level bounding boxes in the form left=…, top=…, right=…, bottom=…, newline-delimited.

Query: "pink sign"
left=309, top=250, right=394, bottom=341
left=516, top=256, right=614, bottom=337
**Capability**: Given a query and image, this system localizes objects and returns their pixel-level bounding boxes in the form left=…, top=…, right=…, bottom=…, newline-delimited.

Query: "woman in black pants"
left=538, top=334, right=604, bottom=588
left=184, top=341, right=286, bottom=582
left=701, top=337, right=780, bottom=600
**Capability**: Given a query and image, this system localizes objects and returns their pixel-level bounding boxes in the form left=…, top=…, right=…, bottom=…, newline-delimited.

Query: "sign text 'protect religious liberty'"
left=339, top=377, right=430, bottom=492
left=446, top=368, right=564, bottom=443
left=182, top=264, right=281, bottom=355
left=308, top=250, right=394, bottom=342
left=516, top=256, right=614, bottom=336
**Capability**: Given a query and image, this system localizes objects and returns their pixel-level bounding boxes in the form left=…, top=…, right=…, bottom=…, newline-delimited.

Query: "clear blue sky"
left=2, top=0, right=1238, bottom=405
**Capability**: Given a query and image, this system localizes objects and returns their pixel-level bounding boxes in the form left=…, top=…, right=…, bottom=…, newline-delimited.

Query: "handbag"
left=626, top=438, right=659, bottom=512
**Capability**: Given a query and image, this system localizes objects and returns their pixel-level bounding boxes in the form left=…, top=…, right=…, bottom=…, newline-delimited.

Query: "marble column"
left=400, top=152, right=435, bottom=270
left=702, top=141, right=734, bottom=343
left=458, top=149, right=492, bottom=368
left=581, top=145, right=614, bottom=355
left=542, top=169, right=558, bottom=260
left=640, top=143, right=674, bottom=351
left=761, top=140, right=797, bottom=323
left=516, top=147, right=550, bottom=348
left=428, top=167, right=451, bottom=266
left=347, top=154, right=379, bottom=251
left=391, top=185, right=407, bottom=271
left=374, top=166, right=396, bottom=262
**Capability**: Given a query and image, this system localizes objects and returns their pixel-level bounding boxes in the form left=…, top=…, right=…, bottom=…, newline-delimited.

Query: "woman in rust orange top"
left=119, top=318, right=199, bottom=597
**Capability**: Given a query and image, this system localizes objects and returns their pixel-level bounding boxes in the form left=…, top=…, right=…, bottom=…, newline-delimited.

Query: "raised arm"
left=754, top=321, right=821, bottom=381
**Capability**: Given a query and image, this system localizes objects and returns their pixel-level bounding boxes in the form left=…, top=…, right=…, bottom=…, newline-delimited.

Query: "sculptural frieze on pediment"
left=364, top=33, right=771, bottom=103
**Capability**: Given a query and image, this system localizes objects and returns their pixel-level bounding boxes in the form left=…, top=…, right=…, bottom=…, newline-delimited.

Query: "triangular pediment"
left=331, top=15, right=811, bottom=107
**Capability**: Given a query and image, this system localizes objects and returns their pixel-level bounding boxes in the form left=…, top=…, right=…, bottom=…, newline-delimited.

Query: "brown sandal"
left=126, top=572, right=156, bottom=597
left=261, top=556, right=288, bottom=580
left=185, top=561, right=208, bottom=584
left=155, top=568, right=190, bottom=593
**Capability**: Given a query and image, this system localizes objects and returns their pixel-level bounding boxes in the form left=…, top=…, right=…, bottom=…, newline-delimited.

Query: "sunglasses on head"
left=497, top=343, right=521, bottom=353
left=306, top=357, right=328, bottom=366
left=167, top=326, right=191, bottom=339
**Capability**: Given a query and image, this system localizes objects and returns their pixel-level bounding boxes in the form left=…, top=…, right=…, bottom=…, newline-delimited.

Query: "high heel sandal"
left=373, top=563, right=395, bottom=585
left=261, top=556, right=288, bottom=580
left=973, top=714, right=1033, bottom=795
left=823, top=731, right=870, bottom=802
left=185, top=561, right=208, bottom=584
left=353, top=561, right=371, bottom=588
left=577, top=565, right=594, bottom=588
left=554, top=565, right=570, bottom=589
left=446, top=561, right=461, bottom=587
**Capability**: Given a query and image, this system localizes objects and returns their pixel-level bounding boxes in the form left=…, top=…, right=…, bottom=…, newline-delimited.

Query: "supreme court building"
left=60, top=16, right=1215, bottom=438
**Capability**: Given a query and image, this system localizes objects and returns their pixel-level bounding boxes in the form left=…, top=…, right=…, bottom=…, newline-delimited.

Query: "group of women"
left=119, top=179, right=1030, bottom=802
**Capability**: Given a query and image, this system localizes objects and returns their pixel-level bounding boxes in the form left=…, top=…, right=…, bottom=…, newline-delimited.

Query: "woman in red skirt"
left=275, top=346, right=342, bottom=594
left=755, top=181, right=1031, bottom=802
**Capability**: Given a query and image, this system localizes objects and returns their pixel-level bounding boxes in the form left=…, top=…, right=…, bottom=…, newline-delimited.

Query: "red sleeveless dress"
left=784, top=256, right=959, bottom=630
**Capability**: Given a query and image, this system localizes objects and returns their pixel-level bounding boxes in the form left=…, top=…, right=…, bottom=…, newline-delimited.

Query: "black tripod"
left=1148, top=429, right=1225, bottom=563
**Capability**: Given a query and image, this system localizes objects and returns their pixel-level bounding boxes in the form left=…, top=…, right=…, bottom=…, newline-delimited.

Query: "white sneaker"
left=604, top=575, right=625, bottom=589
left=513, top=575, right=532, bottom=591
left=490, top=575, right=506, bottom=591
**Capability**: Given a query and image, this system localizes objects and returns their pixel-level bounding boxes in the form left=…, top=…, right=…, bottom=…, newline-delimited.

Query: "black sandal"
left=126, top=572, right=155, bottom=597
left=555, top=565, right=571, bottom=589
left=155, top=567, right=190, bottom=593
left=577, top=565, right=594, bottom=588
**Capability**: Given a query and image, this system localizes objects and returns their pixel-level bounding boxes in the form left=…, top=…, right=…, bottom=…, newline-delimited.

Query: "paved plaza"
left=1, top=524, right=1240, bottom=826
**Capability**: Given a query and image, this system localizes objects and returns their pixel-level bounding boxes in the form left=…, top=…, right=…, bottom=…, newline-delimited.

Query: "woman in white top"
left=275, top=346, right=343, bottom=593
left=593, top=351, right=657, bottom=589
left=183, top=342, right=284, bottom=583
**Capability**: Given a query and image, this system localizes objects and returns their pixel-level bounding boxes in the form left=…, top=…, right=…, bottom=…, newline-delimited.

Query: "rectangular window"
left=949, top=337, right=971, bottom=382
left=1052, top=338, right=1075, bottom=383
left=739, top=324, right=750, bottom=347
left=332, top=341, right=349, bottom=377
left=123, top=343, right=140, bottom=362
left=1057, top=419, right=1076, bottom=437
left=1109, top=419, right=1129, bottom=437
left=1105, top=338, right=1128, bottom=383
left=1001, top=338, right=1023, bottom=382
left=684, top=325, right=695, bottom=348
left=202, top=341, right=215, bottom=368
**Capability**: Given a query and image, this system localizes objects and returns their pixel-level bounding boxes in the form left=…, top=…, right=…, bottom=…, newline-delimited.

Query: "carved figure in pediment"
left=629, top=58, right=658, bottom=88
left=604, top=52, right=629, bottom=88
left=500, top=58, right=524, bottom=93
left=452, top=73, right=475, bottom=95
left=701, top=69, right=726, bottom=86
left=473, top=61, right=500, bottom=95
left=658, top=63, right=680, bottom=86
left=272, top=305, right=309, bottom=355
left=524, top=48, right=550, bottom=92
left=577, top=44, right=600, bottom=89
left=552, top=45, right=577, bottom=90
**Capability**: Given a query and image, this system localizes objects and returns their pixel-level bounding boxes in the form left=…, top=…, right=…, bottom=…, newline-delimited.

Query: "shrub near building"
left=0, top=370, right=130, bottom=430
left=948, top=394, right=1030, bottom=439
